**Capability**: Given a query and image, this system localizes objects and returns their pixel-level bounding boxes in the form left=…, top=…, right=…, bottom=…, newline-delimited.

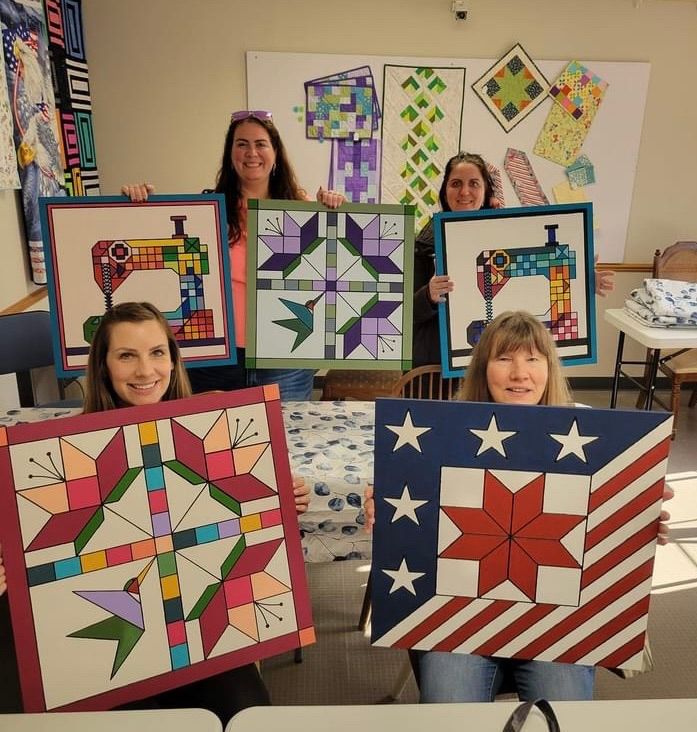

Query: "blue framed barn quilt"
left=246, top=199, right=414, bottom=370
left=370, top=398, right=672, bottom=671
left=39, top=193, right=236, bottom=377
left=434, top=202, right=596, bottom=378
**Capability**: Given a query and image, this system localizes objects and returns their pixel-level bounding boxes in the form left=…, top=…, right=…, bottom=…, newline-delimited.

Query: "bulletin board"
left=247, top=50, right=650, bottom=262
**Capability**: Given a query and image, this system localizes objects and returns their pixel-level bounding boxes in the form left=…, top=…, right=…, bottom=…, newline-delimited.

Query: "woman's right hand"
left=0, top=543, right=6, bottom=597
left=428, top=274, right=454, bottom=304
left=121, top=183, right=155, bottom=202
left=364, top=484, right=375, bottom=532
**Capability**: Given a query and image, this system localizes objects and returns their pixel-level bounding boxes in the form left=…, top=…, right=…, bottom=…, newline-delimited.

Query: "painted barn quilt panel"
left=246, top=200, right=414, bottom=370
left=433, top=203, right=596, bottom=377
left=471, top=44, right=549, bottom=133
left=0, top=387, right=314, bottom=712
left=381, top=65, right=465, bottom=231
left=370, top=398, right=673, bottom=671
left=44, top=0, right=100, bottom=195
left=1, top=0, right=65, bottom=284
left=39, top=194, right=236, bottom=377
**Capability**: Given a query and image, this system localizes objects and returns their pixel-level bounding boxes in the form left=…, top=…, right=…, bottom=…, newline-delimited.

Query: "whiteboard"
left=247, top=50, right=650, bottom=262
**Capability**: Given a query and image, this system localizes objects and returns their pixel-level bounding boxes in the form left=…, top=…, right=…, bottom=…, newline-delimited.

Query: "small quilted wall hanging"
left=304, top=65, right=379, bottom=141
left=471, top=44, right=549, bottom=133
left=534, top=61, right=609, bottom=167
left=0, top=387, right=314, bottom=712
left=245, top=199, right=414, bottom=370
left=433, top=203, right=596, bottom=377
left=39, top=194, right=236, bottom=377
left=371, top=398, right=673, bottom=672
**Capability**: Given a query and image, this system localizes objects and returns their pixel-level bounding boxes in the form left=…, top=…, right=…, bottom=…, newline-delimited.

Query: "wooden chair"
left=390, top=364, right=463, bottom=400
left=321, top=369, right=402, bottom=401
left=636, top=242, right=697, bottom=431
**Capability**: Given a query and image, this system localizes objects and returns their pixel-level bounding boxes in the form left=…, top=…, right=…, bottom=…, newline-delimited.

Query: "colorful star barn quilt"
left=0, top=386, right=314, bottom=712
left=380, top=65, right=465, bottom=232
left=534, top=61, right=608, bottom=167
left=329, top=138, right=381, bottom=204
left=44, top=0, right=100, bottom=196
left=39, top=194, right=236, bottom=377
left=471, top=44, right=549, bottom=133
left=246, top=199, right=414, bottom=370
left=1, top=0, right=64, bottom=284
left=371, top=398, right=673, bottom=672
left=304, top=66, right=380, bottom=141
left=433, top=203, right=596, bottom=377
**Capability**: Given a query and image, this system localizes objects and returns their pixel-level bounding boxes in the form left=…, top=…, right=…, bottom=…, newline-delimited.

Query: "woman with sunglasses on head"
left=123, top=110, right=345, bottom=401
left=412, top=152, right=615, bottom=373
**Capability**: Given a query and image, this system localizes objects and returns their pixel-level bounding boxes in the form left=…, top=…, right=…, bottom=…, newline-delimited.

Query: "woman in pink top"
left=124, top=110, right=344, bottom=400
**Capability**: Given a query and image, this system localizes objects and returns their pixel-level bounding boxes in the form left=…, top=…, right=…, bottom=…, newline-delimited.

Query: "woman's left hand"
left=657, top=483, right=674, bottom=545
left=594, top=254, right=615, bottom=297
left=316, top=187, right=345, bottom=209
left=293, top=475, right=310, bottom=514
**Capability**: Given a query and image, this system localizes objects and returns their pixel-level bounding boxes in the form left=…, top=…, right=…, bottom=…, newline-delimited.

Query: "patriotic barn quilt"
left=0, top=387, right=313, bottom=712
left=371, top=399, right=672, bottom=671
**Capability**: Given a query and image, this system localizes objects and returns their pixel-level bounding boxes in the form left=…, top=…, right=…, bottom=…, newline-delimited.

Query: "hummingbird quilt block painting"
left=245, top=200, right=415, bottom=370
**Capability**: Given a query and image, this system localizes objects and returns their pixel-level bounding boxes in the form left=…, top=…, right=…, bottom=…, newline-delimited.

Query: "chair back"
left=390, top=365, right=462, bottom=400
left=652, top=241, right=697, bottom=281
left=0, top=311, right=62, bottom=407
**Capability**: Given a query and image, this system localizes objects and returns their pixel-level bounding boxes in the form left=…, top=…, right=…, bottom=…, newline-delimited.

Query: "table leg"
left=646, top=348, right=661, bottom=410
left=610, top=331, right=625, bottom=408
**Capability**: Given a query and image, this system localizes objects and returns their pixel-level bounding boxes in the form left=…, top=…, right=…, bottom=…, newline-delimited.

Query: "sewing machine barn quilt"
left=39, top=194, right=236, bottom=377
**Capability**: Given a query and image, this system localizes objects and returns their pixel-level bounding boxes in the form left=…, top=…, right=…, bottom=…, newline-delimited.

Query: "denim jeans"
left=187, top=348, right=315, bottom=401
left=417, top=651, right=595, bottom=703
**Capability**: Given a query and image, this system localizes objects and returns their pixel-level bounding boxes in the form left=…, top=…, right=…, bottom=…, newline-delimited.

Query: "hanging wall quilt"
left=433, top=203, right=596, bottom=377
left=1, top=0, right=64, bottom=284
left=246, top=199, right=414, bottom=370
left=471, top=44, right=549, bottom=133
left=370, top=398, right=673, bottom=672
left=0, top=386, right=314, bottom=712
left=0, top=48, right=19, bottom=188
left=39, top=194, right=236, bottom=377
left=534, top=61, right=608, bottom=167
left=380, top=65, right=465, bottom=232
left=44, top=0, right=100, bottom=195
left=304, top=65, right=379, bottom=141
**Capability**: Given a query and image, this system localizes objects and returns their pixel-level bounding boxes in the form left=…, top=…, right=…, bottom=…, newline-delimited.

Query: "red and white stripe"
left=374, top=419, right=672, bottom=671
left=504, top=148, right=549, bottom=206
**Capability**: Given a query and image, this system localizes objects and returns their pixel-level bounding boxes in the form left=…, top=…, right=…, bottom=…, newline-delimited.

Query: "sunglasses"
left=230, top=110, right=273, bottom=122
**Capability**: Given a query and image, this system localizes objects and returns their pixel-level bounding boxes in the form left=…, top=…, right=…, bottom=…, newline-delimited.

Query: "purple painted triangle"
left=75, top=590, right=144, bottom=629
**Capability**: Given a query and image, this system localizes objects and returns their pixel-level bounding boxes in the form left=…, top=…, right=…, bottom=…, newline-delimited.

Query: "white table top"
left=605, top=308, right=697, bottom=349
left=226, top=699, right=697, bottom=732
left=0, top=708, right=222, bottom=731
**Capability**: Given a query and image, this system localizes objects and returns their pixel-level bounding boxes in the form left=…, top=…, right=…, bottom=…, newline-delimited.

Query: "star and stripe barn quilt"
left=0, top=386, right=313, bottom=712
left=370, top=399, right=672, bottom=671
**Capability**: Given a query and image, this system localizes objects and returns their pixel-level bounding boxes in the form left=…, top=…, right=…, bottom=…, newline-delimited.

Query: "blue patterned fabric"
left=625, top=278, right=697, bottom=327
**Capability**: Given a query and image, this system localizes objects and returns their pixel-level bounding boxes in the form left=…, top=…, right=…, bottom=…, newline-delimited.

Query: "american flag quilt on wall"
left=370, top=399, right=672, bottom=671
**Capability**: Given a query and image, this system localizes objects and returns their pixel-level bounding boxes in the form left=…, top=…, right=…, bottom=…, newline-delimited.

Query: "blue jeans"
left=187, top=349, right=315, bottom=401
left=417, top=651, right=595, bottom=703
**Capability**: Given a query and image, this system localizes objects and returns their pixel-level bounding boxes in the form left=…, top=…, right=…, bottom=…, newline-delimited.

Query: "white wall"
left=3, top=0, right=696, bottom=378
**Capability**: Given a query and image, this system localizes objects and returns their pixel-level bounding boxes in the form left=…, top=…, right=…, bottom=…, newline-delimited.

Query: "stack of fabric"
left=624, top=278, right=697, bottom=327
